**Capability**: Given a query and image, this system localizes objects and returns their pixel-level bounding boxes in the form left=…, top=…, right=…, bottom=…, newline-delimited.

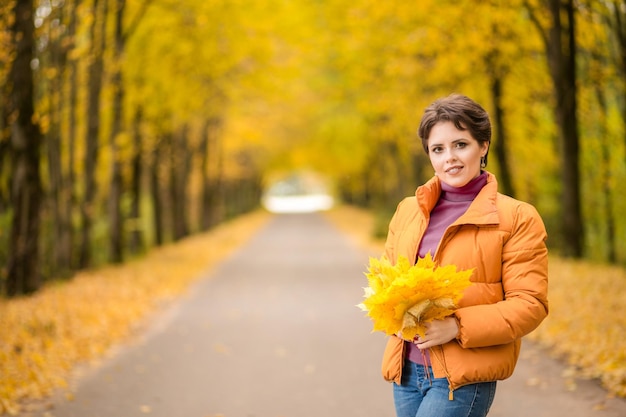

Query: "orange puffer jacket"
left=381, top=172, right=549, bottom=396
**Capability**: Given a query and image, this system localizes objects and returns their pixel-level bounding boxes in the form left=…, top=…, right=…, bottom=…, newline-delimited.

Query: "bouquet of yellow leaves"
left=358, top=253, right=473, bottom=341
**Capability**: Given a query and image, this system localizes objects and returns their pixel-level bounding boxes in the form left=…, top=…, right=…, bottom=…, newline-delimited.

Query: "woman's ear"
left=481, top=141, right=490, bottom=156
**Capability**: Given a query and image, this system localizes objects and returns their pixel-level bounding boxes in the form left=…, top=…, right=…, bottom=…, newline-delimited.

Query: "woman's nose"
left=444, top=148, right=457, bottom=162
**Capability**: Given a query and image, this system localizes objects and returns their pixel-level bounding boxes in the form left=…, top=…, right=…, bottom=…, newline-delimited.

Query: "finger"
left=415, top=340, right=430, bottom=350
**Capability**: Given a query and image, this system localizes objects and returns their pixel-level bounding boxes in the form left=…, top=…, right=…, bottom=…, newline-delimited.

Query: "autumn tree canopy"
left=1, top=0, right=626, bottom=295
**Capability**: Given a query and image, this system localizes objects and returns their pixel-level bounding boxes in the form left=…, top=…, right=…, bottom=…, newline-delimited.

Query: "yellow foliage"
left=326, top=205, right=626, bottom=398
left=0, top=211, right=271, bottom=415
left=358, top=254, right=473, bottom=340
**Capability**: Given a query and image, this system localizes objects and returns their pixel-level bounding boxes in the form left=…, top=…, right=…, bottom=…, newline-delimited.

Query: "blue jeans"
left=393, top=361, right=496, bottom=417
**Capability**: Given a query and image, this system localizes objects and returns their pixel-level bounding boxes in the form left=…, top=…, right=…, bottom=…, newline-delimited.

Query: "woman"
left=381, top=94, right=549, bottom=417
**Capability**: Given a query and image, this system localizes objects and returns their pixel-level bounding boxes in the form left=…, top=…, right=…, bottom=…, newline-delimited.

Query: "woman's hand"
left=413, top=317, right=459, bottom=350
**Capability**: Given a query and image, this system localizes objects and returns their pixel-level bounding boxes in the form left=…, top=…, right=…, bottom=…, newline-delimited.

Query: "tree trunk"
left=65, top=0, right=81, bottom=269
left=181, top=130, right=192, bottom=234
left=46, top=4, right=73, bottom=275
left=150, top=139, right=164, bottom=246
left=5, top=0, right=43, bottom=296
left=608, top=0, right=626, bottom=184
left=129, top=106, right=144, bottom=254
left=108, top=0, right=126, bottom=263
left=490, top=76, right=515, bottom=197
left=547, top=0, right=583, bottom=257
left=199, top=119, right=211, bottom=230
left=0, top=139, right=9, bottom=211
left=199, top=117, right=223, bottom=230
left=594, top=87, right=617, bottom=263
left=208, top=121, right=226, bottom=227
left=0, top=101, right=9, bottom=210
left=46, top=57, right=66, bottom=273
left=107, top=0, right=151, bottom=259
left=528, top=0, right=583, bottom=257
left=79, top=0, right=107, bottom=268
left=170, top=127, right=189, bottom=241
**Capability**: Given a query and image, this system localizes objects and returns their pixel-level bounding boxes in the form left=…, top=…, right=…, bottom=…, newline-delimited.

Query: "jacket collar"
left=415, top=171, right=500, bottom=226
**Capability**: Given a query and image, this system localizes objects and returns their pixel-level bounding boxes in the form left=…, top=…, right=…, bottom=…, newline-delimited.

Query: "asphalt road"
left=22, top=213, right=626, bottom=417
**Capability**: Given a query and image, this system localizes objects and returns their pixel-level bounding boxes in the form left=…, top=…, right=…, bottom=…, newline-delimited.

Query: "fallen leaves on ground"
left=325, top=205, right=626, bottom=398
left=526, top=256, right=626, bottom=397
left=0, top=210, right=271, bottom=415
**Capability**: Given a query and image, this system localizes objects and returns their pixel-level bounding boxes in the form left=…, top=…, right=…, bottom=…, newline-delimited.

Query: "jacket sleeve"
left=455, top=202, right=549, bottom=348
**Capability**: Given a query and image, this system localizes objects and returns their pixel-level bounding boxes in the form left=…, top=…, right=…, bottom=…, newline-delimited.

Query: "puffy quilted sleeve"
left=455, top=202, right=549, bottom=348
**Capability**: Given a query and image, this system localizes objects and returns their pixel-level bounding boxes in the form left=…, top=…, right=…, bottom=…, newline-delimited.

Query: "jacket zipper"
left=417, top=218, right=459, bottom=399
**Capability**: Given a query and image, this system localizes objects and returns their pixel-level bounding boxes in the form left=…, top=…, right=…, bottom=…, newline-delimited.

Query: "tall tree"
left=44, top=2, right=74, bottom=274
left=107, top=0, right=150, bottom=262
left=526, top=0, right=583, bottom=257
left=149, top=136, right=164, bottom=246
left=481, top=7, right=519, bottom=198
left=199, top=117, right=223, bottom=230
left=489, top=75, right=515, bottom=197
left=64, top=0, right=81, bottom=269
left=169, top=126, right=190, bottom=241
left=128, top=106, right=144, bottom=254
left=108, top=0, right=126, bottom=263
left=594, top=87, right=617, bottom=263
left=594, top=0, right=626, bottom=172
left=79, top=0, right=107, bottom=268
left=5, top=0, right=43, bottom=296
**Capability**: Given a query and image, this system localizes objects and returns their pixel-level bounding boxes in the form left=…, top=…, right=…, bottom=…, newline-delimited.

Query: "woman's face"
left=427, top=121, right=489, bottom=188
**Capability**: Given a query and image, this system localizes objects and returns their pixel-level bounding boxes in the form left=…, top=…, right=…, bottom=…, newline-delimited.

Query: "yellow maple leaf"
left=358, top=253, right=473, bottom=340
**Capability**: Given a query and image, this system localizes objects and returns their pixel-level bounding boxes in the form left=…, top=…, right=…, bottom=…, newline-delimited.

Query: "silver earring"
left=480, top=156, right=486, bottom=169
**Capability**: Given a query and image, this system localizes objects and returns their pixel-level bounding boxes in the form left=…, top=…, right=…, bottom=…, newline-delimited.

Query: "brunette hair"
left=417, top=94, right=491, bottom=165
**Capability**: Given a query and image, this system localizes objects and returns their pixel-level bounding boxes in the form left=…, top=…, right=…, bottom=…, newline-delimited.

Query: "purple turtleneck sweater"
left=406, top=171, right=488, bottom=365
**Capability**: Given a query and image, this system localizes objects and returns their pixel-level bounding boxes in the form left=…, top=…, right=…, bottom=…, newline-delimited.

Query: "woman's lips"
left=446, top=166, right=463, bottom=174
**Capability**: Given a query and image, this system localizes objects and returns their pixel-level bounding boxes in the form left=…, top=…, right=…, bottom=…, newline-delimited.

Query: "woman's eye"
left=432, top=147, right=443, bottom=153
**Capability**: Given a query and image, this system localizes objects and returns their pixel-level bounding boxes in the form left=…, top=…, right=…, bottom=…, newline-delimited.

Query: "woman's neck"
left=440, top=171, right=487, bottom=202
